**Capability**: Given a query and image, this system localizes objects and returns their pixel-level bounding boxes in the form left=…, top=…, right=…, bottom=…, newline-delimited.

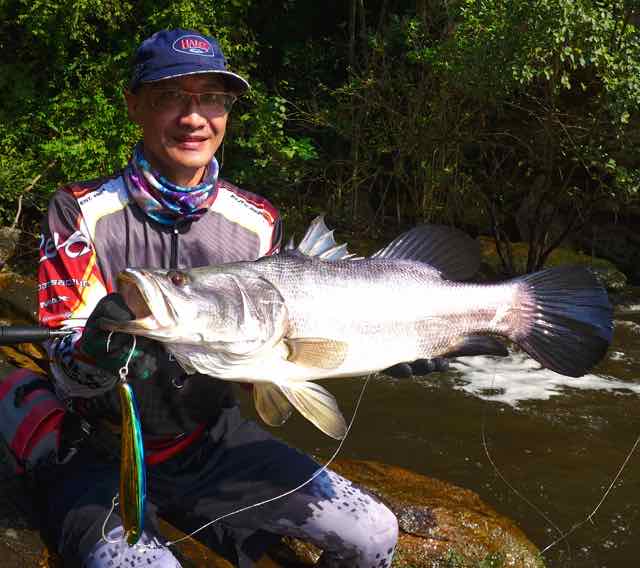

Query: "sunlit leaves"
left=0, top=0, right=318, bottom=226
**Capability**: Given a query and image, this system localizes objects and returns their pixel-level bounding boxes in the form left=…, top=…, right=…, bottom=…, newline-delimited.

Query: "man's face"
left=125, top=74, right=232, bottom=186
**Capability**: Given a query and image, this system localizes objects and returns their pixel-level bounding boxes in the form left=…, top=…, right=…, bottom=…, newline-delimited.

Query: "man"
left=37, top=29, right=400, bottom=568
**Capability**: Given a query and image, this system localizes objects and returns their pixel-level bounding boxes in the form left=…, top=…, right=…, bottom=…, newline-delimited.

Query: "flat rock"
left=328, top=460, right=543, bottom=567
left=0, top=457, right=545, bottom=568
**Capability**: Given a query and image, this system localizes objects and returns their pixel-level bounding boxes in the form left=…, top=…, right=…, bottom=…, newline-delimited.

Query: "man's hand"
left=76, top=293, right=174, bottom=383
left=383, top=358, right=450, bottom=378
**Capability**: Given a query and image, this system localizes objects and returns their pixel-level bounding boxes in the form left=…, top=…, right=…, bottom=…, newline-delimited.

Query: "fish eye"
left=168, top=270, right=189, bottom=287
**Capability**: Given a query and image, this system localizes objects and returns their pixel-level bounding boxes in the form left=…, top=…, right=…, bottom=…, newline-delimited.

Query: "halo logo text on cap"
left=173, top=35, right=215, bottom=57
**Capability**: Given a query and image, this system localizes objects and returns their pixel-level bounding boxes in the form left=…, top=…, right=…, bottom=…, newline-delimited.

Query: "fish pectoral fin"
left=277, top=381, right=347, bottom=440
left=285, top=338, right=348, bottom=369
left=253, top=383, right=294, bottom=427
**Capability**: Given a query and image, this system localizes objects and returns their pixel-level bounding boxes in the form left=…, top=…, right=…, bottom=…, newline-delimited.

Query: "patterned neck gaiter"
left=124, top=143, right=219, bottom=225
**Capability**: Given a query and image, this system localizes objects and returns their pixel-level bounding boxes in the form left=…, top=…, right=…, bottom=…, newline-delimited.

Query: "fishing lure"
left=118, top=367, right=146, bottom=545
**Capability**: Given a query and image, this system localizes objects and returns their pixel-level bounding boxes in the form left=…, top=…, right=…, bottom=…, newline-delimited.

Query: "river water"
left=1, top=278, right=639, bottom=567
left=240, top=297, right=640, bottom=568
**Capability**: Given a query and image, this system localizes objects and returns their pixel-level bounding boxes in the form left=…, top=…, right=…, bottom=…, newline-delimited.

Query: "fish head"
left=101, top=266, right=288, bottom=354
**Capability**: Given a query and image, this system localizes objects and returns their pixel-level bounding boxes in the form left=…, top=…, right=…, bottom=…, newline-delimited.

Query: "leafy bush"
left=0, top=0, right=320, bottom=228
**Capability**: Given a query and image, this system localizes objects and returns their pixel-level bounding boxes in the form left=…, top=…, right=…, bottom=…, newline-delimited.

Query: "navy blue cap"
left=130, top=29, right=250, bottom=94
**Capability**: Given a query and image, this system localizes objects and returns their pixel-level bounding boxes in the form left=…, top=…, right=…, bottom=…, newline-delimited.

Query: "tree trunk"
left=348, top=0, right=357, bottom=68
left=416, top=0, right=428, bottom=26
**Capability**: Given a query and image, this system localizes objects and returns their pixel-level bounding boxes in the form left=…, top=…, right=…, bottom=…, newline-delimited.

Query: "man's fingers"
left=383, top=358, right=450, bottom=378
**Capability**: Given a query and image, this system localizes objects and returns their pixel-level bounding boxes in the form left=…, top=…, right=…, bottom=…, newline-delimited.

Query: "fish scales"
left=101, top=216, right=613, bottom=439
left=249, top=255, right=523, bottom=376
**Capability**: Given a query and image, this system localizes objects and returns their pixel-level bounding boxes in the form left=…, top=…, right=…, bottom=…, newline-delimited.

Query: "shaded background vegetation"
left=1, top=0, right=639, bottom=278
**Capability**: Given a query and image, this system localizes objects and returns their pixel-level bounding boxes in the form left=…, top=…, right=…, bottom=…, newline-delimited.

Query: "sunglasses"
left=148, top=89, right=237, bottom=116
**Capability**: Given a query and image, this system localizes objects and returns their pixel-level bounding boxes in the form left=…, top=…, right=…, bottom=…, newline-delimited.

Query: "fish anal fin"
left=170, top=350, right=197, bottom=374
left=253, top=383, right=294, bottom=427
left=443, top=334, right=508, bottom=358
left=285, top=338, right=348, bottom=369
left=278, top=381, right=347, bottom=439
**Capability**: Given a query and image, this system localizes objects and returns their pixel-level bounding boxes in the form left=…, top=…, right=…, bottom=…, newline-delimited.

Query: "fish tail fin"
left=277, top=381, right=347, bottom=439
left=253, top=383, right=293, bottom=427
left=511, top=266, right=613, bottom=377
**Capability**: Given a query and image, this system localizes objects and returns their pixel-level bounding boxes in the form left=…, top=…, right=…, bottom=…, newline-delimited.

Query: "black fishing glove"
left=76, top=293, right=173, bottom=384
left=383, top=358, right=450, bottom=378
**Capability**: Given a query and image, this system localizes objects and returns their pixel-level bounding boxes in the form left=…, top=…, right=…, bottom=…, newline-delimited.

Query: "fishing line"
left=480, top=356, right=640, bottom=560
left=539, top=429, right=640, bottom=554
left=478, top=357, right=569, bottom=560
left=98, top=367, right=371, bottom=549
left=164, top=374, right=372, bottom=547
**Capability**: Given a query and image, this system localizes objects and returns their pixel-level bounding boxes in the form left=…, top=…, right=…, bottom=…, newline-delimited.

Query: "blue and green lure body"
left=118, top=381, right=146, bottom=546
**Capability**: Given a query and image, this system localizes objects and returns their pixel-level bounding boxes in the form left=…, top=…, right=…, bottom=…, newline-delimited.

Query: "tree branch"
left=11, top=161, right=56, bottom=230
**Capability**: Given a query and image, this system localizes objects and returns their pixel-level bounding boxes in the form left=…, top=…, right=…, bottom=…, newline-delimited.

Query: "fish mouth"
left=100, top=270, right=178, bottom=337
left=119, top=272, right=153, bottom=320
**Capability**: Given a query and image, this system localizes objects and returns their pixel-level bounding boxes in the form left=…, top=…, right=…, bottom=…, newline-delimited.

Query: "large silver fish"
left=102, top=217, right=613, bottom=439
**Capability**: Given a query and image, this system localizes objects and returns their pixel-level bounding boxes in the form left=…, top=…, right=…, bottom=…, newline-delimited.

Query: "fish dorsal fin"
left=292, top=216, right=361, bottom=261
left=277, top=380, right=347, bottom=439
left=253, top=383, right=293, bottom=427
left=285, top=337, right=348, bottom=369
left=371, top=225, right=481, bottom=281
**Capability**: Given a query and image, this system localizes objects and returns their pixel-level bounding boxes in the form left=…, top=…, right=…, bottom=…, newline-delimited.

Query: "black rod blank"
left=0, top=326, right=74, bottom=345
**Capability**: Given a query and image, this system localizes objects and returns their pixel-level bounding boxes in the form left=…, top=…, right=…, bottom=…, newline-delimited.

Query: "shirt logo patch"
left=39, top=230, right=92, bottom=263
left=172, top=35, right=215, bottom=57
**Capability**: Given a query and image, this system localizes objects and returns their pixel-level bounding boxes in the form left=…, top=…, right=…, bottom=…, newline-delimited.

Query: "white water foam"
left=615, top=303, right=640, bottom=313
left=616, top=319, right=640, bottom=334
left=450, top=351, right=640, bottom=407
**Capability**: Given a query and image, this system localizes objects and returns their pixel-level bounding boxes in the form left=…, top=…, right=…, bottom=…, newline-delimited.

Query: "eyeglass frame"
left=146, top=88, right=238, bottom=116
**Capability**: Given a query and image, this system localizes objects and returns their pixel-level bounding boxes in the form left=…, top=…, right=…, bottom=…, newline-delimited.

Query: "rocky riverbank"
left=0, top=454, right=543, bottom=568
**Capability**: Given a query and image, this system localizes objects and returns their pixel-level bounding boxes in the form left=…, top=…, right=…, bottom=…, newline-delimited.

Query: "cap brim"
left=135, top=69, right=250, bottom=95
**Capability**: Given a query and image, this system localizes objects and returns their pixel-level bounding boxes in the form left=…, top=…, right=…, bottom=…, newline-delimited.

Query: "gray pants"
left=37, top=407, right=398, bottom=567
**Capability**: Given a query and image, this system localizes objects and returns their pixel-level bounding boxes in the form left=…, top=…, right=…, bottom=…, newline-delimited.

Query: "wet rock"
left=478, top=236, right=627, bottom=291
left=0, top=227, right=20, bottom=271
left=325, top=460, right=544, bottom=568
left=0, top=272, right=47, bottom=374
left=576, top=223, right=640, bottom=285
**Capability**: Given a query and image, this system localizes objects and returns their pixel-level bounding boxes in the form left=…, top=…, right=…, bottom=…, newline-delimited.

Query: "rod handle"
left=0, top=326, right=72, bottom=345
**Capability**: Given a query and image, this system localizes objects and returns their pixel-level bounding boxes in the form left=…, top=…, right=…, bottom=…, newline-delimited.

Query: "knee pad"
left=84, top=526, right=181, bottom=568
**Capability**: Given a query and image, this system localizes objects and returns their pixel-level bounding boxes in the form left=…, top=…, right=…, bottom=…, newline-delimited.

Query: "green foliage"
left=425, top=0, right=640, bottom=273
left=1, top=0, right=639, bottom=280
left=479, top=235, right=628, bottom=288
left=0, top=0, right=319, bottom=227
left=309, top=13, right=481, bottom=228
left=229, top=86, right=319, bottom=193
left=441, top=0, right=640, bottom=123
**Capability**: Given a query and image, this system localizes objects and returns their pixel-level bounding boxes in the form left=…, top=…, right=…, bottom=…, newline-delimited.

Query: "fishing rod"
left=0, top=325, right=74, bottom=345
